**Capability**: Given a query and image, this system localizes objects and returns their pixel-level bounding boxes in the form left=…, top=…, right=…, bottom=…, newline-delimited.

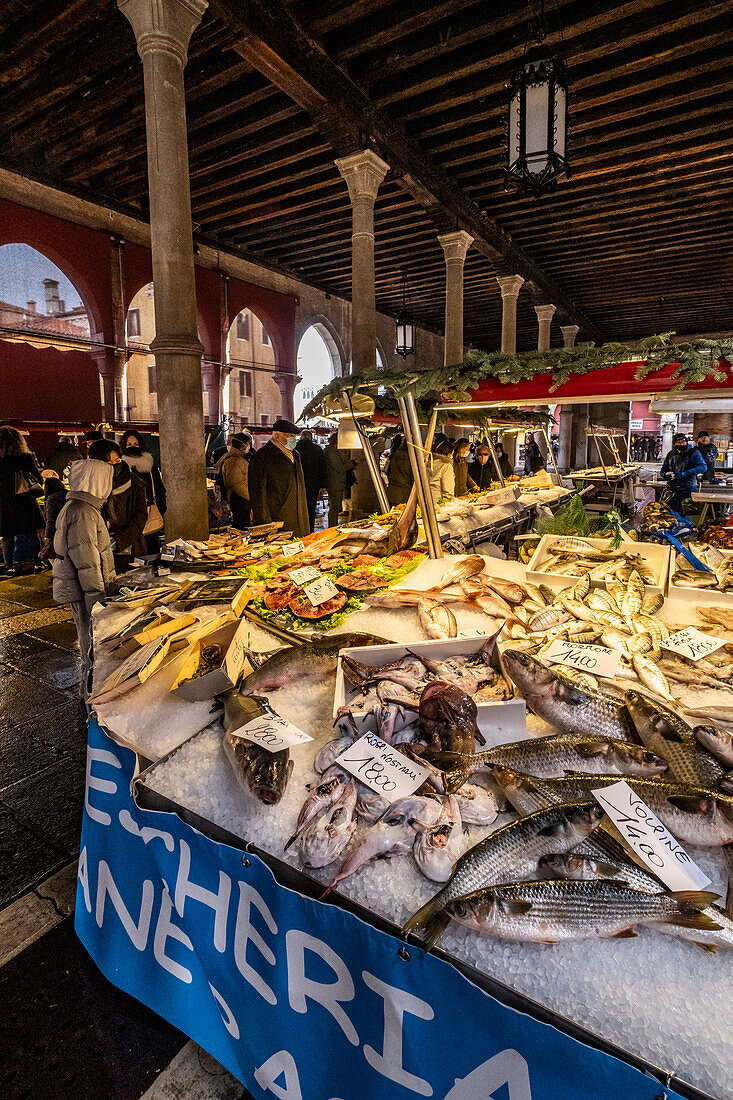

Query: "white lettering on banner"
left=362, top=971, right=434, bottom=1097
left=118, top=809, right=175, bottom=851
left=238, top=714, right=313, bottom=754
left=444, top=1049, right=533, bottom=1100
left=287, top=565, right=321, bottom=586
left=95, top=860, right=154, bottom=950
left=286, top=929, right=359, bottom=1046
left=85, top=746, right=122, bottom=826
left=337, top=733, right=432, bottom=803
left=662, top=626, right=726, bottom=661
left=77, top=846, right=91, bottom=913
left=209, top=983, right=240, bottom=1039
left=544, top=639, right=621, bottom=678
left=154, top=885, right=194, bottom=984
left=282, top=540, right=305, bottom=558
left=254, top=1050, right=303, bottom=1100
left=174, top=840, right=231, bottom=952
left=592, top=780, right=711, bottom=891
left=233, top=881, right=278, bottom=1006
left=302, top=575, right=339, bottom=607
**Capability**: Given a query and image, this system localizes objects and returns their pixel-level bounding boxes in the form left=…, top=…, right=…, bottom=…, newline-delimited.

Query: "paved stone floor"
left=0, top=572, right=252, bottom=1100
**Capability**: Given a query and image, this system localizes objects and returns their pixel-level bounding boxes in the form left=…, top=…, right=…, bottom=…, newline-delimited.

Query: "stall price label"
left=662, top=627, right=725, bottom=662
left=287, top=565, right=321, bottom=586
left=303, top=575, right=339, bottom=607
left=544, top=639, right=621, bottom=678
left=160, top=552, right=176, bottom=562
left=336, top=733, right=432, bottom=803
left=238, top=714, right=314, bottom=753
left=592, top=780, right=710, bottom=892
left=282, top=540, right=305, bottom=558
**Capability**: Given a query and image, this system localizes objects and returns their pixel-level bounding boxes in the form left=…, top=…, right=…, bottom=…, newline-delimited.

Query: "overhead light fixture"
left=506, top=0, right=569, bottom=198
left=395, top=269, right=415, bottom=359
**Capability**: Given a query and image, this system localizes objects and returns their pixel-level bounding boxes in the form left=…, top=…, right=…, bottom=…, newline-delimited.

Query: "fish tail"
left=421, top=910, right=451, bottom=950
left=403, top=890, right=445, bottom=935
left=667, top=890, right=723, bottom=930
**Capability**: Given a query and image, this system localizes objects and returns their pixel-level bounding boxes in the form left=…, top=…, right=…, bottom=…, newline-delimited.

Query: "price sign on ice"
left=592, top=780, right=711, bottom=892
left=238, top=713, right=314, bottom=754
left=282, top=540, right=305, bottom=559
left=662, top=627, right=725, bottom=662
left=544, top=639, right=621, bottom=678
left=303, top=575, right=339, bottom=607
left=288, top=565, right=321, bottom=586
left=337, top=732, right=432, bottom=803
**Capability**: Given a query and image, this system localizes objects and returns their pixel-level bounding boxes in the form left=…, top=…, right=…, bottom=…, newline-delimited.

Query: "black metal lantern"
left=395, top=270, right=415, bottom=358
left=506, top=3, right=569, bottom=197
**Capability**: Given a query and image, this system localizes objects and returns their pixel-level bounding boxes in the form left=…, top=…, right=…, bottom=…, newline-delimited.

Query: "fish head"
left=611, top=741, right=669, bottom=775
left=446, top=890, right=497, bottom=928
left=502, top=650, right=557, bottom=699
left=539, top=802, right=605, bottom=844
left=695, top=725, right=731, bottom=757
left=249, top=754, right=293, bottom=805
left=492, top=766, right=547, bottom=813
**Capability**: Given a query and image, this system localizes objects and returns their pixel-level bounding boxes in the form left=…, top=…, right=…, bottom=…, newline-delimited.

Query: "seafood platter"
left=526, top=534, right=671, bottom=597
left=85, top=541, right=733, bottom=1099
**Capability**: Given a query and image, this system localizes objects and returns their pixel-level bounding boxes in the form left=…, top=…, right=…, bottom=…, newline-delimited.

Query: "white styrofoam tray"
left=333, top=635, right=526, bottom=743
left=526, top=534, right=670, bottom=596
left=666, top=547, right=733, bottom=607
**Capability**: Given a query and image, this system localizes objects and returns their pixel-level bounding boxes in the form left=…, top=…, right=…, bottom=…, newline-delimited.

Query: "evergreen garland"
left=301, top=333, right=733, bottom=420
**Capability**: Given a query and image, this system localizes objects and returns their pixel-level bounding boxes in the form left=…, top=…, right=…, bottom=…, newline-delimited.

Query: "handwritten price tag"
left=303, top=575, right=339, bottom=607
left=337, top=733, right=431, bottom=803
left=238, top=713, right=314, bottom=754
left=282, top=540, right=306, bottom=559
left=592, top=780, right=710, bottom=892
left=288, top=565, right=321, bottom=585
left=544, top=639, right=621, bottom=678
left=160, top=552, right=176, bottom=562
left=662, top=627, right=725, bottom=662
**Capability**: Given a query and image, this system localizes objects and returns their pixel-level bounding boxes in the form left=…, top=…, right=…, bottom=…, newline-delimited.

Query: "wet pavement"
left=0, top=572, right=251, bottom=1099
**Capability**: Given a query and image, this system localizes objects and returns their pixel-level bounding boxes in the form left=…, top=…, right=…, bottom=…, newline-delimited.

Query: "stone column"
left=557, top=407, right=574, bottom=471
left=560, top=324, right=579, bottom=349
left=201, top=362, right=221, bottom=426
left=110, top=236, right=128, bottom=422
left=534, top=304, right=556, bottom=352
left=119, top=0, right=209, bottom=540
left=91, top=347, right=120, bottom=424
left=335, top=150, right=389, bottom=373
left=496, top=275, right=524, bottom=353
left=574, top=404, right=590, bottom=468
left=437, top=230, right=473, bottom=366
left=274, top=371, right=298, bottom=422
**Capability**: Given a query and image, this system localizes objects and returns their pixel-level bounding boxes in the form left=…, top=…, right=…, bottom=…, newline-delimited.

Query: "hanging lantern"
left=395, top=269, right=415, bottom=358
left=506, top=3, right=569, bottom=198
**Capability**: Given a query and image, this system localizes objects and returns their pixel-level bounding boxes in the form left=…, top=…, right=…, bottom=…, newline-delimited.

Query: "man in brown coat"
left=216, top=432, right=252, bottom=529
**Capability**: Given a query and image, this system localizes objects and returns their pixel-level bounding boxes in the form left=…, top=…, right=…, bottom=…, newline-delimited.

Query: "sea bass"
left=239, top=633, right=388, bottom=693
left=403, top=802, right=604, bottom=949
left=502, top=650, right=635, bottom=741
left=445, top=879, right=719, bottom=943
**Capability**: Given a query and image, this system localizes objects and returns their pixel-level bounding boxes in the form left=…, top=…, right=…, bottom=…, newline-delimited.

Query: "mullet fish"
left=625, top=690, right=725, bottom=788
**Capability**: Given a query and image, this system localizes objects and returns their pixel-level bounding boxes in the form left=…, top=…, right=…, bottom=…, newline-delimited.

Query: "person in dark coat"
left=248, top=419, right=309, bottom=537
left=216, top=432, right=252, bottom=529
left=91, top=440, right=147, bottom=565
left=295, top=429, right=327, bottom=532
left=452, top=439, right=471, bottom=496
left=386, top=434, right=413, bottom=506
left=660, top=433, right=707, bottom=513
left=39, top=470, right=68, bottom=563
left=523, top=433, right=545, bottom=475
left=0, top=425, right=44, bottom=574
left=119, top=430, right=166, bottom=549
left=696, top=430, right=718, bottom=483
left=467, top=443, right=497, bottom=491
left=45, top=434, right=83, bottom=479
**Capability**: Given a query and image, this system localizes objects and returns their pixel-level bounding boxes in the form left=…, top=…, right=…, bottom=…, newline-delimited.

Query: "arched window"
left=123, top=282, right=156, bottom=422
left=295, top=324, right=341, bottom=421
left=224, top=308, right=281, bottom=430
left=0, top=243, right=90, bottom=352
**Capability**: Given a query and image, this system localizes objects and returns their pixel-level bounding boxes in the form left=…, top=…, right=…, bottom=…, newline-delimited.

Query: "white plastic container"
left=526, top=534, right=670, bottom=596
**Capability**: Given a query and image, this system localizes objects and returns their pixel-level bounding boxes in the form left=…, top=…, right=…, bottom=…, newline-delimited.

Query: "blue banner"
left=76, top=719, right=686, bottom=1100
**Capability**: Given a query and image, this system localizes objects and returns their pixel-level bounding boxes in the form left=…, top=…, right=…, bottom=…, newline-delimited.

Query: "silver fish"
left=625, top=691, right=724, bottom=787
left=418, top=597, right=457, bottom=639
left=298, top=785, right=358, bottom=869
left=695, top=724, right=733, bottom=769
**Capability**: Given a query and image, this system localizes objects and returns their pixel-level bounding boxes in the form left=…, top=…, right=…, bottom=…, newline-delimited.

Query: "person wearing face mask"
left=523, top=433, right=544, bottom=475
left=248, top=419, right=309, bottom=536
left=215, top=432, right=252, bottom=529
left=660, top=432, right=707, bottom=513
left=119, top=430, right=166, bottom=547
left=89, top=440, right=147, bottom=566
left=467, top=443, right=496, bottom=491
left=452, top=438, right=472, bottom=496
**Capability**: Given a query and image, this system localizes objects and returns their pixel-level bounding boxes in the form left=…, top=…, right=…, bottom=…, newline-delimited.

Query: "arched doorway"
left=224, top=307, right=282, bottom=430
left=0, top=243, right=90, bottom=350
left=295, top=323, right=341, bottom=421
left=123, top=282, right=157, bottom=422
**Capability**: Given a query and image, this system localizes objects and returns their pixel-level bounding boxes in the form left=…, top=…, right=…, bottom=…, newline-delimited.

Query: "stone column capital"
left=437, top=230, right=473, bottom=263
left=534, top=304, right=557, bottom=324
left=496, top=274, right=525, bottom=300
left=560, top=324, right=579, bottom=348
left=335, top=149, right=390, bottom=203
left=118, top=0, right=208, bottom=64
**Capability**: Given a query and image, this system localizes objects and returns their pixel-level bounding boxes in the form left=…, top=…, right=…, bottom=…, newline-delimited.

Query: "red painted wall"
left=0, top=340, right=102, bottom=423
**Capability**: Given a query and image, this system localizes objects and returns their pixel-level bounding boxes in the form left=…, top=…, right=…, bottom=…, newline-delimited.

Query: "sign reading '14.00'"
left=544, top=639, right=621, bottom=678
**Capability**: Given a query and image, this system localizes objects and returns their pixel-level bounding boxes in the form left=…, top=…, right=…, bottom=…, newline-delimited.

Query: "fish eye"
left=642, top=751, right=657, bottom=763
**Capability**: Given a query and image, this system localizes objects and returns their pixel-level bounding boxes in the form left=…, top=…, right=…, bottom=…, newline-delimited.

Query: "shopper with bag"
left=0, top=425, right=44, bottom=575
left=215, top=431, right=252, bottom=529
left=90, top=439, right=147, bottom=566
left=119, top=431, right=166, bottom=548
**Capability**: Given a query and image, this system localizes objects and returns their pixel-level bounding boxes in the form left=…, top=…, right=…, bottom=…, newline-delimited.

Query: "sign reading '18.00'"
left=337, top=732, right=431, bottom=802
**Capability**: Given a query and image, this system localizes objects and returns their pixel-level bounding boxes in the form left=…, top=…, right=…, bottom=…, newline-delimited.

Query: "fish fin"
left=537, top=820, right=575, bottom=838
left=667, top=890, right=722, bottom=931
left=693, top=942, right=718, bottom=953
left=497, top=898, right=533, bottom=916
left=420, top=911, right=451, bottom=951
left=575, top=741, right=610, bottom=758
left=403, top=892, right=444, bottom=934
left=666, top=794, right=714, bottom=814
left=556, top=683, right=588, bottom=706
left=612, top=928, right=638, bottom=938
left=721, top=844, right=733, bottom=919
left=655, top=721, right=685, bottom=744
left=593, top=860, right=625, bottom=878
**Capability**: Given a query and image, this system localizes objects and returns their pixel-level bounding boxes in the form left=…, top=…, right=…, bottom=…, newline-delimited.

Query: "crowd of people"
left=630, top=435, right=662, bottom=461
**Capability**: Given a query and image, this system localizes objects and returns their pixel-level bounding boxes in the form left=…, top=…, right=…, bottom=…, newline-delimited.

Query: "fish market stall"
left=75, top=539, right=733, bottom=1100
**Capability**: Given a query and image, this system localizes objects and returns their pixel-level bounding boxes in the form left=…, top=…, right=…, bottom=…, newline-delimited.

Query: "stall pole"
left=541, top=425, right=563, bottom=484
left=591, top=429, right=612, bottom=489
left=397, top=394, right=443, bottom=559
left=424, top=408, right=439, bottom=453
left=347, top=394, right=390, bottom=514
left=485, top=432, right=506, bottom=487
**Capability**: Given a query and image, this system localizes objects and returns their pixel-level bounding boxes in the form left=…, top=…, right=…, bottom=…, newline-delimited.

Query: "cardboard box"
left=171, top=617, right=253, bottom=701
left=333, top=635, right=526, bottom=744
left=527, top=534, right=670, bottom=596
